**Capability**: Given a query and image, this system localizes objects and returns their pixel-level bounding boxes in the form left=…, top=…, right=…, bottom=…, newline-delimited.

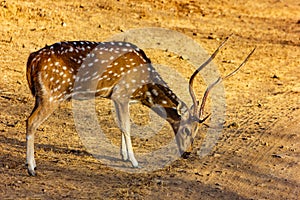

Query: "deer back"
left=26, top=41, right=182, bottom=113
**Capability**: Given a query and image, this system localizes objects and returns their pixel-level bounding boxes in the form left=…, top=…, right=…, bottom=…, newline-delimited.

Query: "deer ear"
left=177, top=101, right=187, bottom=116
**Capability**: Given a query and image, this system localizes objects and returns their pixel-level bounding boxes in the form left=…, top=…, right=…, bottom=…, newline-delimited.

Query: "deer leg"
left=121, top=133, right=128, bottom=161
left=26, top=97, right=58, bottom=176
left=113, top=100, right=139, bottom=168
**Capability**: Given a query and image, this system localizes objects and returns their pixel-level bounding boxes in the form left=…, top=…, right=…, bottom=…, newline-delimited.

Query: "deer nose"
left=181, top=151, right=191, bottom=159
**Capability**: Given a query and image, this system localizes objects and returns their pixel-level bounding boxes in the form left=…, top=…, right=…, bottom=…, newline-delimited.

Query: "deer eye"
left=183, top=127, right=191, bottom=136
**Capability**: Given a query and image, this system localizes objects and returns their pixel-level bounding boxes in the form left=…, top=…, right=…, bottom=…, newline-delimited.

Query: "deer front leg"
left=113, top=100, right=139, bottom=168
left=121, top=133, right=128, bottom=161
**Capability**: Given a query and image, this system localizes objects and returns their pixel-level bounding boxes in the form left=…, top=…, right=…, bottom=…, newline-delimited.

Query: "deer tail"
left=26, top=52, right=39, bottom=97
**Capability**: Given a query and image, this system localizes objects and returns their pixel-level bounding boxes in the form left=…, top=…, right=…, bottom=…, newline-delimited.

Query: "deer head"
left=170, top=37, right=256, bottom=156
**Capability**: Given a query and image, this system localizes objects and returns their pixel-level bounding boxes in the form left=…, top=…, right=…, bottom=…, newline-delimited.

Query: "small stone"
left=272, top=74, right=279, bottom=79
left=208, top=35, right=214, bottom=39
left=272, top=154, right=282, bottom=158
left=213, top=153, right=221, bottom=158
left=180, top=55, right=189, bottom=60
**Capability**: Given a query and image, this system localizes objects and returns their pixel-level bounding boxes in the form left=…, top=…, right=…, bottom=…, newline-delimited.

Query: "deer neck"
left=133, top=83, right=185, bottom=133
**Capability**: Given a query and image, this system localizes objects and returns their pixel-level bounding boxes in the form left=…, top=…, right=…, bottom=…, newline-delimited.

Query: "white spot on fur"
left=162, top=100, right=168, bottom=104
left=152, top=89, right=158, bottom=96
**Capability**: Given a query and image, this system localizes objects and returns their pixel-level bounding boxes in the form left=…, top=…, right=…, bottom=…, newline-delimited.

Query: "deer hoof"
left=132, top=165, right=141, bottom=169
left=27, top=167, right=37, bottom=176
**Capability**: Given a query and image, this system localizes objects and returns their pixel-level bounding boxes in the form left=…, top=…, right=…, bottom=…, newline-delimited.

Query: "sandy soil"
left=0, top=0, right=299, bottom=199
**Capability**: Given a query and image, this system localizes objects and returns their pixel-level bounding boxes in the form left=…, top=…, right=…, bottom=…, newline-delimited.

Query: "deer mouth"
left=181, top=151, right=191, bottom=159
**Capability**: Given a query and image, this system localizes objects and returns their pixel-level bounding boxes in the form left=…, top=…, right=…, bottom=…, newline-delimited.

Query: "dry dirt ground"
left=0, top=0, right=299, bottom=199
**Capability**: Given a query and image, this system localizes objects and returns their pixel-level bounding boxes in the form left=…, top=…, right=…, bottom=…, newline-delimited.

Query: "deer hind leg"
left=26, top=97, right=58, bottom=176
left=113, top=100, right=139, bottom=168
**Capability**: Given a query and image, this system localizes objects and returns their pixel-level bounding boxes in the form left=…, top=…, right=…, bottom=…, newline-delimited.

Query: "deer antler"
left=198, top=46, right=256, bottom=121
left=188, top=36, right=230, bottom=120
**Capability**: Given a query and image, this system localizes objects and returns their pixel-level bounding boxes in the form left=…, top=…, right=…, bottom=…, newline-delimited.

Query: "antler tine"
left=198, top=47, right=256, bottom=121
left=198, top=77, right=222, bottom=121
left=223, top=46, right=256, bottom=80
left=189, top=35, right=231, bottom=116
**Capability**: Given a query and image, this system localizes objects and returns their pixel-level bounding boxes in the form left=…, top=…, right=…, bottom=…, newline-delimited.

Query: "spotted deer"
left=26, top=36, right=255, bottom=176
